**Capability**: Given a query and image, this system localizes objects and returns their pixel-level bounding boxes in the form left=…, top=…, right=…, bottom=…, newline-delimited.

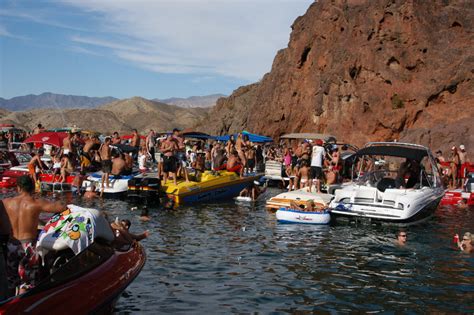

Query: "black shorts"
left=163, top=155, right=177, bottom=173
left=246, top=158, right=255, bottom=169
left=101, top=160, right=112, bottom=173
left=310, top=166, right=322, bottom=179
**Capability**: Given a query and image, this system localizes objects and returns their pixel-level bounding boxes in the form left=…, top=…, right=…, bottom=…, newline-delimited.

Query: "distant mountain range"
left=154, top=94, right=225, bottom=108
left=0, top=97, right=210, bottom=133
left=0, top=92, right=118, bottom=111
left=0, top=92, right=225, bottom=111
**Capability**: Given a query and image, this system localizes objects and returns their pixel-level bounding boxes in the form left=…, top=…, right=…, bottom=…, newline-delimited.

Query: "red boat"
left=0, top=166, right=29, bottom=189
left=0, top=242, right=146, bottom=314
left=0, top=206, right=147, bottom=314
left=441, top=190, right=474, bottom=206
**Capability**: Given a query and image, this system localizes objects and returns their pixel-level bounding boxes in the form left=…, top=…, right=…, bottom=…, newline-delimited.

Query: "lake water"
left=2, top=188, right=473, bottom=313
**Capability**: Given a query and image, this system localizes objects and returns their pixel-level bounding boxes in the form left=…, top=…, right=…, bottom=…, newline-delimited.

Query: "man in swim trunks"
left=130, top=129, right=141, bottom=162
left=0, top=199, right=12, bottom=299
left=161, top=135, right=178, bottom=185
left=310, top=139, right=325, bottom=193
left=99, top=137, right=112, bottom=194
left=3, top=175, right=65, bottom=294
left=81, top=135, right=100, bottom=171
left=245, top=144, right=256, bottom=174
left=172, top=128, right=189, bottom=182
left=27, top=148, right=45, bottom=183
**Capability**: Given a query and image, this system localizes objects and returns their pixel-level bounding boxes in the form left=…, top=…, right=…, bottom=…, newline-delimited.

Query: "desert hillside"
left=0, top=97, right=210, bottom=134
left=202, top=0, right=474, bottom=153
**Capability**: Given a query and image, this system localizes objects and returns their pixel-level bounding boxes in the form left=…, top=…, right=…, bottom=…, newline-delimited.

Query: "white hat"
left=460, top=144, right=465, bottom=150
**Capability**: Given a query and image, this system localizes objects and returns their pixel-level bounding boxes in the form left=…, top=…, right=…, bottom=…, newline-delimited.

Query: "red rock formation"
left=204, top=0, right=474, bottom=153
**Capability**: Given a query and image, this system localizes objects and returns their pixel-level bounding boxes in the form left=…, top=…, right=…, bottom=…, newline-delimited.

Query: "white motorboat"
left=82, top=171, right=138, bottom=195
left=329, top=142, right=444, bottom=224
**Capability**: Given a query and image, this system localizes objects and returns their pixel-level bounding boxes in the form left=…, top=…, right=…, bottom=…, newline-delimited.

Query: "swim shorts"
left=7, top=239, right=40, bottom=291
left=246, top=158, right=255, bottom=169
left=310, top=166, right=322, bottom=180
left=101, top=160, right=112, bottom=173
left=163, top=156, right=177, bottom=173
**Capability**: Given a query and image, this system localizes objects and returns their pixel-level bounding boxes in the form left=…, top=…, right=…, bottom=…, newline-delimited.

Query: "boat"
left=127, top=172, right=162, bottom=203
left=38, top=172, right=77, bottom=192
left=276, top=207, right=331, bottom=224
left=0, top=205, right=146, bottom=314
left=329, top=142, right=445, bottom=224
left=266, top=187, right=334, bottom=211
left=440, top=170, right=474, bottom=206
left=82, top=171, right=138, bottom=196
left=162, top=170, right=262, bottom=204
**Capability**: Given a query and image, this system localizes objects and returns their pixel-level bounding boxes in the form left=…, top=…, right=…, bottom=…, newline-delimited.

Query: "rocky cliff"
left=204, top=0, right=474, bottom=153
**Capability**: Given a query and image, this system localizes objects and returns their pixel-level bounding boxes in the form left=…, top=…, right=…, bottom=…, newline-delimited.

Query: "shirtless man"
left=27, top=148, right=45, bottom=183
left=226, top=150, right=243, bottom=178
left=213, top=148, right=227, bottom=171
left=59, top=153, right=73, bottom=183
left=82, top=135, right=100, bottom=170
left=111, top=152, right=126, bottom=176
left=172, top=128, right=189, bottom=182
left=32, top=124, right=44, bottom=135
left=297, top=160, right=311, bottom=189
left=146, top=130, right=156, bottom=164
left=3, top=175, right=65, bottom=294
left=62, top=132, right=73, bottom=155
left=130, top=129, right=140, bottom=162
left=235, top=133, right=247, bottom=171
left=0, top=198, right=12, bottom=298
left=161, top=135, right=178, bottom=185
left=99, top=137, right=112, bottom=195
left=245, top=144, right=256, bottom=174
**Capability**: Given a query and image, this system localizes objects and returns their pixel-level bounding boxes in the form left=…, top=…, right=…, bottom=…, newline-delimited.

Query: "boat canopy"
left=182, top=131, right=217, bottom=140
left=356, top=142, right=430, bottom=161
left=280, top=133, right=336, bottom=141
left=216, top=130, right=273, bottom=143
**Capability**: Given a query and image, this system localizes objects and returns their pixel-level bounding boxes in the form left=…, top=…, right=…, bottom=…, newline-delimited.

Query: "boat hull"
left=163, top=171, right=262, bottom=204
left=0, top=242, right=146, bottom=314
left=330, top=195, right=442, bottom=224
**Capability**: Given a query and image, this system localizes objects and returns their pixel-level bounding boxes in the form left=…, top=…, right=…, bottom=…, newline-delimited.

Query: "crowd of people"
left=435, top=144, right=471, bottom=189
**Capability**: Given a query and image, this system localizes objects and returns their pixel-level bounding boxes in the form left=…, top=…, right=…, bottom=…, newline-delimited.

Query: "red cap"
left=315, top=139, right=323, bottom=146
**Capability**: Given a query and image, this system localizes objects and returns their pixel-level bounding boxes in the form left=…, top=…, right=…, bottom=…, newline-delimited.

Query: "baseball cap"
left=460, top=144, right=465, bottom=150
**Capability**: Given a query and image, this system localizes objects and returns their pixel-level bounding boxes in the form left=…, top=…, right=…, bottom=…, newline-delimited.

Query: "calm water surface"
left=2, top=188, right=473, bottom=313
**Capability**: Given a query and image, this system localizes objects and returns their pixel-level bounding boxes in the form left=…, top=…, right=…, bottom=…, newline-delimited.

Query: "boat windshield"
left=356, top=154, right=440, bottom=189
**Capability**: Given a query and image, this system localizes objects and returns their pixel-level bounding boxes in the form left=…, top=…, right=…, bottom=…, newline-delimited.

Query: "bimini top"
left=280, top=133, right=336, bottom=141
left=356, top=142, right=431, bottom=161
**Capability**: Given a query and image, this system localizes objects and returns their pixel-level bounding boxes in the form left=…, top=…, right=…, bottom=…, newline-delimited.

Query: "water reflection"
left=0, top=187, right=472, bottom=313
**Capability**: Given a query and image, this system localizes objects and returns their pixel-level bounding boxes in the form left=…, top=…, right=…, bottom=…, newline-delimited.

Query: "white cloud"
left=58, top=0, right=313, bottom=81
left=0, top=24, right=29, bottom=40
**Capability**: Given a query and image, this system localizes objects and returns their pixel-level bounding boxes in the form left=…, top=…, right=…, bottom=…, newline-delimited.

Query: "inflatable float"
left=276, top=207, right=331, bottom=224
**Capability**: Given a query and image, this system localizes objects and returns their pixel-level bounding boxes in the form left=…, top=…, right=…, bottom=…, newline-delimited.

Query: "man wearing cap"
left=2, top=175, right=65, bottom=295
left=459, top=145, right=469, bottom=164
left=310, top=139, right=326, bottom=193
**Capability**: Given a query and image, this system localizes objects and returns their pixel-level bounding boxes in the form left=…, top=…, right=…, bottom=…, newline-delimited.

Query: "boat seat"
left=377, top=177, right=398, bottom=192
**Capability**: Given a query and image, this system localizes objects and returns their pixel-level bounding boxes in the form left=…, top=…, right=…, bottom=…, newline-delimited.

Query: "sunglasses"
left=399, top=234, right=407, bottom=237
left=463, top=238, right=470, bottom=241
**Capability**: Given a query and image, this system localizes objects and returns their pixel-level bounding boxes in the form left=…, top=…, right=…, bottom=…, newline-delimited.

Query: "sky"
left=0, top=0, right=313, bottom=99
